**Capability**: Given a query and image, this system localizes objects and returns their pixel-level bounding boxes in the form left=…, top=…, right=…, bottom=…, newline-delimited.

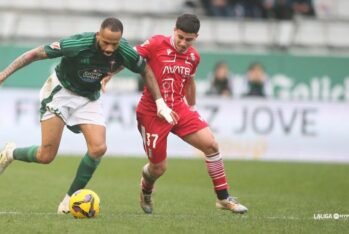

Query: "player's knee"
left=38, top=157, right=55, bottom=164
left=88, top=143, right=107, bottom=158
left=149, top=162, right=167, bottom=177
left=36, top=145, right=58, bottom=164
left=37, top=151, right=56, bottom=164
left=204, top=140, right=219, bottom=155
left=154, top=166, right=167, bottom=177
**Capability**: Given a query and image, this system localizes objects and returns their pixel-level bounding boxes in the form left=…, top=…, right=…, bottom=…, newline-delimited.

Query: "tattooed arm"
left=0, top=46, right=48, bottom=85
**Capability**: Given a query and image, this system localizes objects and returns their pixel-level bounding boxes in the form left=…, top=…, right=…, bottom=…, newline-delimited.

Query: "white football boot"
left=216, top=196, right=248, bottom=214
left=0, top=142, right=16, bottom=174
left=57, top=194, right=70, bottom=214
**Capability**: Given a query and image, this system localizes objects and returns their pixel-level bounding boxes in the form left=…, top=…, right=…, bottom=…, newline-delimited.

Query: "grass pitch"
left=0, top=156, right=348, bottom=234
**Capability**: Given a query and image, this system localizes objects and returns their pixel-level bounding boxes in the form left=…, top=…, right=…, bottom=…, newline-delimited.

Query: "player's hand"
left=101, top=73, right=113, bottom=93
left=155, top=98, right=179, bottom=125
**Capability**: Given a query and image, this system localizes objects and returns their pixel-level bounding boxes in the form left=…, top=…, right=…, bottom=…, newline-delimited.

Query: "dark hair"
left=101, top=17, right=123, bottom=33
left=176, top=14, right=200, bottom=34
left=248, top=62, right=264, bottom=71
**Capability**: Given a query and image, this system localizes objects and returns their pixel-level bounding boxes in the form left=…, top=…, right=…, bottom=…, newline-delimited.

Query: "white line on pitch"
left=0, top=211, right=57, bottom=215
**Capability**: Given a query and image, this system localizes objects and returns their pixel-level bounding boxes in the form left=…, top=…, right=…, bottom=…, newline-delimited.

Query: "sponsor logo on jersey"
left=49, top=42, right=61, bottom=50
left=78, top=68, right=105, bottom=83
left=162, top=65, right=191, bottom=76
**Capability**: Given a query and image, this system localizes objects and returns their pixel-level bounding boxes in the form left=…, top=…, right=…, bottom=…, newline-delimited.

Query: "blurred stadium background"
left=1, top=1, right=349, bottom=233
left=0, top=0, right=348, bottom=162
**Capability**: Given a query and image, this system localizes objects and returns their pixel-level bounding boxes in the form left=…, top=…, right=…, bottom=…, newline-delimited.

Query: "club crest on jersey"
left=190, top=53, right=195, bottom=62
left=78, top=68, right=104, bottom=83
left=49, top=42, right=61, bottom=50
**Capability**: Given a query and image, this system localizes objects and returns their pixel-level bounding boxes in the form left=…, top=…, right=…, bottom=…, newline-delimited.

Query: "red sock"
left=205, top=153, right=229, bottom=191
left=141, top=177, right=154, bottom=194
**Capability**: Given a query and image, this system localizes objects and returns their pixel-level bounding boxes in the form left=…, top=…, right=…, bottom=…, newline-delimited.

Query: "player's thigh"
left=182, top=127, right=218, bottom=154
left=137, top=114, right=171, bottom=164
left=80, top=124, right=106, bottom=158
left=40, top=116, right=65, bottom=156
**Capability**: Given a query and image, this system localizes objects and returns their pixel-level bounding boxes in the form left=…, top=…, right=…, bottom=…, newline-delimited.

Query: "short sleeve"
left=44, top=41, right=64, bottom=58
left=119, top=38, right=146, bottom=74
left=135, top=36, right=158, bottom=60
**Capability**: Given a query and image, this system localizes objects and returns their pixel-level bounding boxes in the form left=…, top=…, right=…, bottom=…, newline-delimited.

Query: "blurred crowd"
left=200, top=0, right=315, bottom=20
left=206, top=61, right=272, bottom=98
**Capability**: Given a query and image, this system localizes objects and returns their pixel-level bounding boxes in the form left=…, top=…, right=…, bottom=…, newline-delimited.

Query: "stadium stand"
left=241, top=21, right=272, bottom=47
left=1, top=0, right=349, bottom=52
left=275, top=21, right=294, bottom=48
left=214, top=20, right=242, bottom=46
left=292, top=19, right=327, bottom=48
left=327, top=21, right=349, bottom=48
left=0, top=0, right=189, bottom=15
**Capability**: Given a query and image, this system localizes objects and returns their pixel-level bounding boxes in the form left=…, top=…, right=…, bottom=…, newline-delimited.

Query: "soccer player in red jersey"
left=135, top=14, right=248, bottom=214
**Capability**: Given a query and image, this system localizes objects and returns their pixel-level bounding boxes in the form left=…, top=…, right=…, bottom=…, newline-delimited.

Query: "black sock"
left=216, top=189, right=229, bottom=200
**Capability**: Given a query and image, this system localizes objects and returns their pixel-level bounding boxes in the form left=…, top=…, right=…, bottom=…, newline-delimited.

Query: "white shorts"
left=39, top=73, right=105, bottom=133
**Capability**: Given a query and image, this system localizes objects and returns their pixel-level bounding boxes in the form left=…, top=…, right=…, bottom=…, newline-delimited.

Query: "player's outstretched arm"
left=0, top=46, right=48, bottom=85
left=141, top=64, right=179, bottom=125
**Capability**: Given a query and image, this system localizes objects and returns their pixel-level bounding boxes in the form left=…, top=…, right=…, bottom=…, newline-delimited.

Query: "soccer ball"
left=69, top=189, right=100, bottom=218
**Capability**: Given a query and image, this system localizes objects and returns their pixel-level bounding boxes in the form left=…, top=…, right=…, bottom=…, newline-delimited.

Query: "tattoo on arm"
left=2, top=46, right=48, bottom=79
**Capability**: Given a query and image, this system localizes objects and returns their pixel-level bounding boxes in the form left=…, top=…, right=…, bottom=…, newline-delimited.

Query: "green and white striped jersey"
left=44, top=32, right=145, bottom=100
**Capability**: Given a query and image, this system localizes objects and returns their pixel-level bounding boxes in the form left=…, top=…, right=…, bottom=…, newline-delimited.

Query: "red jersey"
left=135, top=35, right=200, bottom=115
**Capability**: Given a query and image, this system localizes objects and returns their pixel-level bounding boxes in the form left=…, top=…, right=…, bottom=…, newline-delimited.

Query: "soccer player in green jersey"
left=0, top=17, right=178, bottom=214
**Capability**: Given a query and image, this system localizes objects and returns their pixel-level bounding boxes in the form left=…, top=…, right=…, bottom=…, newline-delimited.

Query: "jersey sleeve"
left=119, top=38, right=146, bottom=73
left=135, top=36, right=159, bottom=60
left=44, top=41, right=64, bottom=58
left=44, top=38, right=79, bottom=58
left=44, top=33, right=94, bottom=58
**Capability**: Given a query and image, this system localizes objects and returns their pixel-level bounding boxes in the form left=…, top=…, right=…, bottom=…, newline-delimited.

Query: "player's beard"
left=96, top=41, right=113, bottom=57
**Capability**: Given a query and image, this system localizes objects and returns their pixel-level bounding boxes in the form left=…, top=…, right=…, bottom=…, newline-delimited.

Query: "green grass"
left=0, top=156, right=348, bottom=234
